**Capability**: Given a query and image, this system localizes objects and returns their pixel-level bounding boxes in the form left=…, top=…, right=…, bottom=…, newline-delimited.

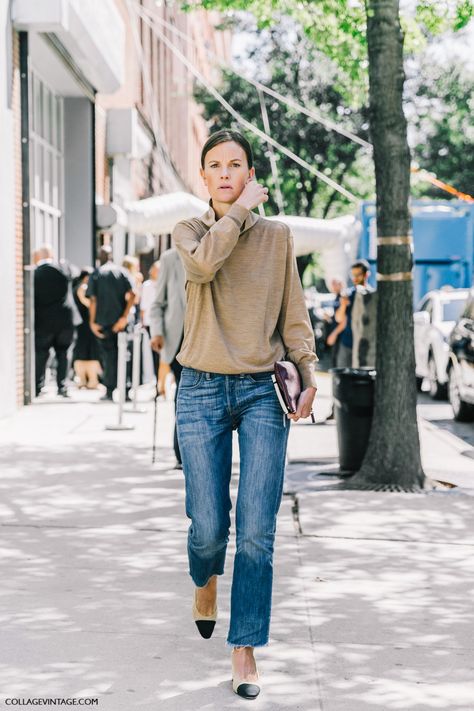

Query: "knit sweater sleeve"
left=172, top=203, right=249, bottom=284
left=277, top=229, right=318, bottom=390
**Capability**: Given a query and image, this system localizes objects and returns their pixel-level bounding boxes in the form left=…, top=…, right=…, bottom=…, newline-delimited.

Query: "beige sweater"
left=172, top=201, right=318, bottom=390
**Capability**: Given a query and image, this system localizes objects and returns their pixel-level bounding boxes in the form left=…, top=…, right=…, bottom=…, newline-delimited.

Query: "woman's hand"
left=112, top=316, right=129, bottom=333
left=151, top=335, right=164, bottom=352
left=287, top=386, right=317, bottom=422
left=90, top=322, right=105, bottom=340
left=235, top=178, right=269, bottom=211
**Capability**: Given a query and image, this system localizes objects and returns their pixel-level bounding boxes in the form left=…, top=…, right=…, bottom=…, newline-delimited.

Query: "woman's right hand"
left=235, top=178, right=269, bottom=211
left=90, top=322, right=105, bottom=339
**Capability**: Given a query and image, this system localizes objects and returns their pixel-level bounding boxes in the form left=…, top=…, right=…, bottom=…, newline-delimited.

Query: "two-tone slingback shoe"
left=231, top=651, right=261, bottom=699
left=192, top=588, right=218, bottom=639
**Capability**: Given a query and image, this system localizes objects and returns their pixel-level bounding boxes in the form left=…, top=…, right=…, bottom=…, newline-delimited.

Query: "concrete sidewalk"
left=0, top=375, right=473, bottom=710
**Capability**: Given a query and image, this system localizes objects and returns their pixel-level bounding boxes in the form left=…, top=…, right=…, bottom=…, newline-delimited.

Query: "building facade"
left=0, top=0, right=228, bottom=417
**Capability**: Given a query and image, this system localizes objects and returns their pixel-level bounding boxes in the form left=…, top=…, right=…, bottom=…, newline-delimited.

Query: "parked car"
left=447, top=290, right=474, bottom=421
left=413, top=288, right=469, bottom=399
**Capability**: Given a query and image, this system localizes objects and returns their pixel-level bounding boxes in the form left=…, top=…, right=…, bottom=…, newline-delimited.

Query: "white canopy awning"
left=126, top=192, right=208, bottom=234
left=125, top=192, right=360, bottom=283
left=266, top=213, right=360, bottom=283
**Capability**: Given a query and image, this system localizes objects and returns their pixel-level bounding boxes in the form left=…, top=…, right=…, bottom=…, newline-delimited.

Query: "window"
left=29, top=70, right=64, bottom=258
left=442, top=299, right=467, bottom=323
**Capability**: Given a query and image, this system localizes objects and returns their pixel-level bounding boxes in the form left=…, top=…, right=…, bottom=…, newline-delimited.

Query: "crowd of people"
left=33, top=248, right=374, bottom=389
left=33, top=242, right=186, bottom=466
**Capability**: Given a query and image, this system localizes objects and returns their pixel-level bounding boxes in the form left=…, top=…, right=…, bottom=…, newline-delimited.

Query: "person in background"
left=123, top=254, right=144, bottom=390
left=140, top=260, right=161, bottom=378
left=72, top=268, right=102, bottom=389
left=33, top=244, right=78, bottom=398
left=122, top=255, right=143, bottom=325
left=323, top=277, right=346, bottom=421
left=149, top=248, right=186, bottom=468
left=334, top=259, right=372, bottom=368
left=326, top=277, right=346, bottom=366
left=87, top=246, right=135, bottom=401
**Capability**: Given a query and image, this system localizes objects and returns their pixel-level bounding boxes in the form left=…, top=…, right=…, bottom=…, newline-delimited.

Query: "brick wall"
left=98, top=0, right=228, bottom=201
left=12, top=30, right=24, bottom=407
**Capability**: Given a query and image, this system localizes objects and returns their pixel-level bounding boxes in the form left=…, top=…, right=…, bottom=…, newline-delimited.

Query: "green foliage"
left=414, top=0, right=473, bottom=34
left=182, top=0, right=473, bottom=103
left=302, top=252, right=325, bottom=289
left=186, top=0, right=472, bottom=202
left=184, top=0, right=369, bottom=102
left=410, top=62, right=474, bottom=198
left=193, top=19, right=373, bottom=218
left=454, top=0, right=474, bottom=29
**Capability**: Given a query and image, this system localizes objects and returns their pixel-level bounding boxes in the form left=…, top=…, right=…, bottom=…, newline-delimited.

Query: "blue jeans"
left=176, top=367, right=291, bottom=647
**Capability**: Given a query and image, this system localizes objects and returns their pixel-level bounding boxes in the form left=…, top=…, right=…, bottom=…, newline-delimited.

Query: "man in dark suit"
left=87, top=246, right=135, bottom=401
left=33, top=245, right=78, bottom=397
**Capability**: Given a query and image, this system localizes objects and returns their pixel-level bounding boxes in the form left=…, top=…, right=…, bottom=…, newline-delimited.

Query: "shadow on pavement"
left=0, top=431, right=473, bottom=708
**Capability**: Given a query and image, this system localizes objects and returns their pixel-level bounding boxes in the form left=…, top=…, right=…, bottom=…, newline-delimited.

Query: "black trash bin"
left=330, top=367, right=376, bottom=473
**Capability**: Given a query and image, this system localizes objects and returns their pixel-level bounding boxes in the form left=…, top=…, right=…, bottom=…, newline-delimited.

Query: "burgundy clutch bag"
left=272, top=360, right=316, bottom=423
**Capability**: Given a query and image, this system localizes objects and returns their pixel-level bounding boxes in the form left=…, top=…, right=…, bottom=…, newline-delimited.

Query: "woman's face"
left=200, top=141, right=255, bottom=205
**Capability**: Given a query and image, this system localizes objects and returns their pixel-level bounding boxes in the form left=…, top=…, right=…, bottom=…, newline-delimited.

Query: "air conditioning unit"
left=106, top=108, right=153, bottom=160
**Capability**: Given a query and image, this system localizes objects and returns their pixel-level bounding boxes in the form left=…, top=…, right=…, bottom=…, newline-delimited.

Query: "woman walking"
left=173, top=129, right=318, bottom=699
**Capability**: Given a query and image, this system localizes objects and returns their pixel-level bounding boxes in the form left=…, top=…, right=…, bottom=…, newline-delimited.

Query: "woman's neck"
left=211, top=198, right=234, bottom=221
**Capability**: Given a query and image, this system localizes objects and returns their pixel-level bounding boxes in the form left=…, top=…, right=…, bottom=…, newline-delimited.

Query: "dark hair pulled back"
left=200, top=129, right=253, bottom=169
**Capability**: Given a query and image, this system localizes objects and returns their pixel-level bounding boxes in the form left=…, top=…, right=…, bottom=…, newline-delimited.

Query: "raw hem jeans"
left=176, top=367, right=291, bottom=648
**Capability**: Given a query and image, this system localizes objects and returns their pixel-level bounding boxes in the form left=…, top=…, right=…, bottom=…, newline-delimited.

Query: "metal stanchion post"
left=105, top=331, right=134, bottom=431
left=152, top=379, right=159, bottom=464
left=125, top=324, right=147, bottom=414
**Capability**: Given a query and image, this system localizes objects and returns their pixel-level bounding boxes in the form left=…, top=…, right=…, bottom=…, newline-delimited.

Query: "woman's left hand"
left=287, top=387, right=317, bottom=422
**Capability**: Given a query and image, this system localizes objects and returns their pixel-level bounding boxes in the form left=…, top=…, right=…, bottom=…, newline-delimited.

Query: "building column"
left=0, top=16, right=23, bottom=415
left=64, top=97, right=95, bottom=268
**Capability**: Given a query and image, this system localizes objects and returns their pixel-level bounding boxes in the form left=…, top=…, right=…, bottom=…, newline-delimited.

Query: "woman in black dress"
left=72, top=268, right=102, bottom=389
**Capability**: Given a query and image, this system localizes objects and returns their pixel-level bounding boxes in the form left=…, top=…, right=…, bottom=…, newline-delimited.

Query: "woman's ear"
left=200, top=167, right=207, bottom=186
left=248, top=167, right=256, bottom=180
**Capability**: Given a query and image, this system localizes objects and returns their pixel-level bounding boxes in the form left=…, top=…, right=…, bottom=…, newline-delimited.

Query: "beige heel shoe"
left=231, top=649, right=261, bottom=699
left=192, top=588, right=217, bottom=639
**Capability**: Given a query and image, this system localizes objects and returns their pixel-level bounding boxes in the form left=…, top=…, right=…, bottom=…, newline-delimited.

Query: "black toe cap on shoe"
left=235, top=683, right=260, bottom=699
left=195, top=620, right=216, bottom=639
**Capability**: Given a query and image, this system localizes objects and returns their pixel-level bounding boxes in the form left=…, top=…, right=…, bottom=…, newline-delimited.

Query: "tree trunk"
left=350, top=0, right=425, bottom=490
